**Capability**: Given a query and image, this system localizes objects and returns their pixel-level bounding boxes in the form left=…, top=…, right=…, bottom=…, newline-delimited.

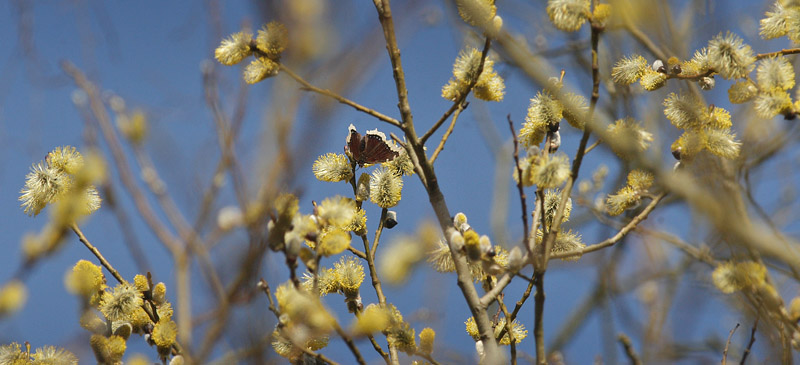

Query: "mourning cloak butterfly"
left=345, top=124, right=402, bottom=167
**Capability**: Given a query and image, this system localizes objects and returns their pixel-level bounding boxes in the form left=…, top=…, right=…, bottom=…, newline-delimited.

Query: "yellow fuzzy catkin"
left=707, top=32, right=755, bottom=80
left=369, top=167, right=403, bottom=208
left=214, top=31, right=252, bottom=66
left=546, top=0, right=590, bottom=32
left=612, top=55, right=648, bottom=84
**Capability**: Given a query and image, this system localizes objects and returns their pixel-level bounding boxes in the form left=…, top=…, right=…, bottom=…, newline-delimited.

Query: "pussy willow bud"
left=699, top=76, right=715, bottom=90
left=653, top=59, right=665, bottom=73
left=385, top=210, right=398, bottom=229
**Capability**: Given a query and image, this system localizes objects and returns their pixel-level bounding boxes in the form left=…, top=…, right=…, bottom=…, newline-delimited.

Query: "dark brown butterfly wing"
left=361, top=132, right=399, bottom=165
left=345, top=124, right=363, bottom=163
left=345, top=124, right=400, bottom=166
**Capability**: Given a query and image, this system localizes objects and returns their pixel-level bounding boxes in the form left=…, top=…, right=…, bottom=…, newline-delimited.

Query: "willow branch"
left=507, top=115, right=532, bottom=258
left=740, top=319, right=758, bottom=365
left=722, top=323, right=740, bottom=364
left=62, top=61, right=181, bottom=254
left=533, top=272, right=545, bottom=364
left=335, top=324, right=366, bottom=365
left=71, top=224, right=125, bottom=284
left=617, top=334, right=643, bottom=365
left=371, top=1, right=502, bottom=362
left=756, top=47, right=800, bottom=60
left=420, top=37, right=491, bottom=145
left=429, top=102, right=466, bottom=164
left=277, top=63, right=401, bottom=127
left=551, top=192, right=666, bottom=260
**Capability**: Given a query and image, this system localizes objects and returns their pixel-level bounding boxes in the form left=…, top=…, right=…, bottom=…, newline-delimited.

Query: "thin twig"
left=497, top=295, right=517, bottom=365
left=540, top=14, right=603, bottom=269
left=583, top=139, right=600, bottom=154
left=62, top=61, right=182, bottom=254
left=507, top=115, right=532, bottom=259
left=347, top=246, right=367, bottom=260
left=277, top=63, right=401, bottom=127
left=372, top=1, right=502, bottom=361
left=429, top=102, right=466, bottom=164
left=722, top=323, right=740, bottom=364
left=71, top=224, right=125, bottom=284
left=551, top=192, right=666, bottom=259
left=420, top=99, right=466, bottom=145
left=496, top=278, right=535, bottom=341
left=420, top=37, right=491, bottom=144
left=621, top=21, right=667, bottom=61
left=413, top=351, right=442, bottom=365
left=533, top=272, right=546, bottom=364
left=335, top=324, right=367, bottom=365
left=756, top=48, right=800, bottom=60
left=739, top=319, right=757, bottom=365
left=617, top=333, right=643, bottom=365
left=257, top=278, right=281, bottom=318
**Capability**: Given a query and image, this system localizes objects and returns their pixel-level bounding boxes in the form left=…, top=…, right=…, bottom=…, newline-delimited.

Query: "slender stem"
left=496, top=278, right=535, bottom=340
left=420, top=37, right=491, bottom=145
left=62, top=61, right=182, bottom=255
left=371, top=1, right=502, bottom=362
left=335, top=324, right=367, bottom=365
left=429, top=102, right=466, bottom=164
left=347, top=246, right=367, bottom=260
left=756, top=48, right=800, bottom=60
left=414, top=351, right=442, bottom=365
left=365, top=330, right=390, bottom=363
left=497, top=295, right=516, bottom=365
left=739, top=319, right=758, bottom=365
left=70, top=224, right=125, bottom=284
left=257, top=279, right=281, bottom=318
left=373, top=0, right=413, bottom=127
left=507, top=115, right=532, bottom=259
left=551, top=192, right=666, bottom=259
left=420, top=100, right=466, bottom=145
left=533, top=272, right=545, bottom=365
left=277, top=63, right=401, bottom=127
left=372, top=208, right=388, bottom=260
left=541, top=16, right=604, bottom=268
left=621, top=21, right=666, bottom=61
left=583, top=139, right=600, bottom=154
left=618, top=334, right=643, bottom=365
left=722, top=323, right=740, bottom=364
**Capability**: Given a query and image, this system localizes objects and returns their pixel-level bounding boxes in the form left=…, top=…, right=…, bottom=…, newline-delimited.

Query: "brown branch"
left=62, top=61, right=182, bottom=255
left=540, top=16, right=603, bottom=270
left=507, top=115, right=532, bottom=259
left=620, top=21, right=667, bottom=61
left=420, top=37, right=491, bottom=145
left=429, top=102, right=466, bottom=164
left=371, top=1, right=503, bottom=361
left=277, top=63, right=401, bottom=127
left=583, top=139, right=601, bottom=154
left=551, top=192, right=666, bottom=260
left=722, top=323, right=740, bottom=364
left=413, top=351, right=442, bottom=365
left=617, top=334, right=643, bottom=365
left=335, top=324, right=367, bottom=365
left=533, top=272, right=545, bottom=364
left=70, top=224, right=125, bottom=284
left=496, top=277, right=535, bottom=341
left=756, top=47, right=800, bottom=60
left=420, top=99, right=466, bottom=145
left=497, top=295, right=517, bottom=365
left=739, top=319, right=757, bottom=365
left=257, top=278, right=281, bottom=318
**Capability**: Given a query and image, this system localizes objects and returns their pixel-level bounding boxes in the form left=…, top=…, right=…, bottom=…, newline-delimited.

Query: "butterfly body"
left=345, top=124, right=401, bottom=166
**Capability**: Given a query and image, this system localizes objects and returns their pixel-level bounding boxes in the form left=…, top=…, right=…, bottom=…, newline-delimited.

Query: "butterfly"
left=345, top=124, right=402, bottom=167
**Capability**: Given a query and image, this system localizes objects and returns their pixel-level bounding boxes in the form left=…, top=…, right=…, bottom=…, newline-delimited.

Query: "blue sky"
left=0, top=1, right=796, bottom=364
